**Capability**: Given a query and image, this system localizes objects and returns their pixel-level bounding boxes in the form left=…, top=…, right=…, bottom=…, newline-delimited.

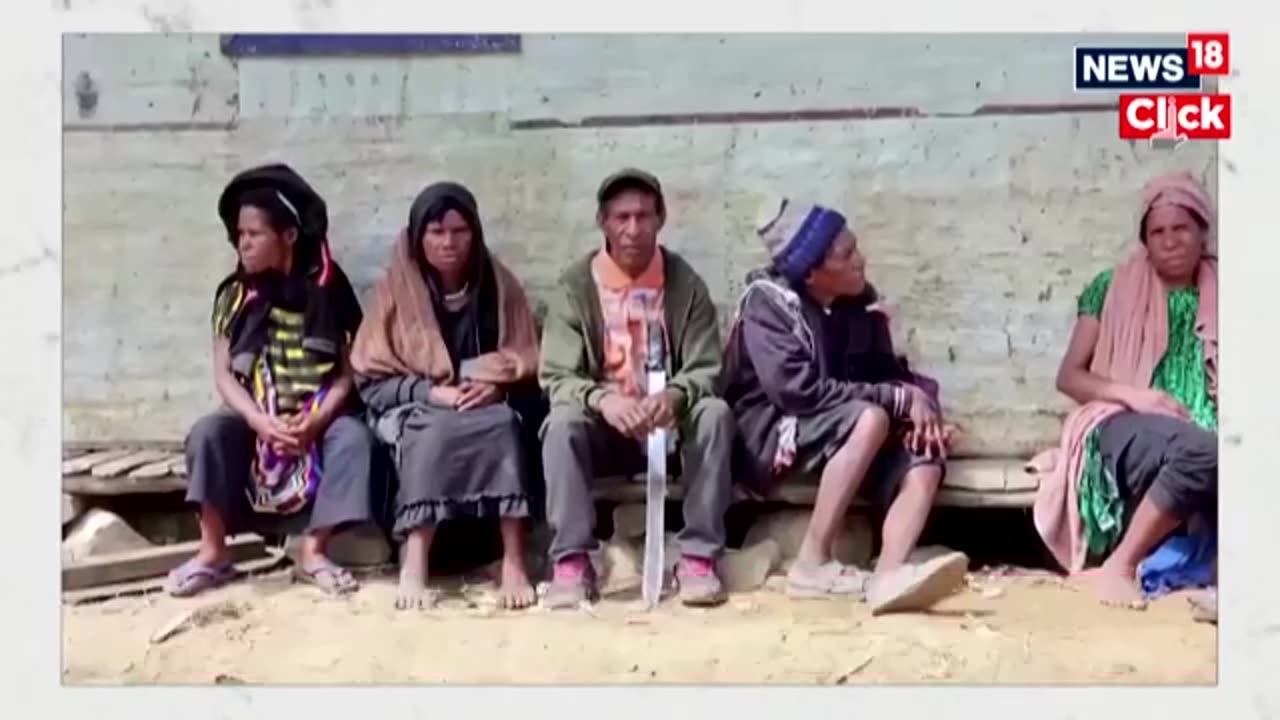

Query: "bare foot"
left=1093, top=567, right=1148, bottom=610
left=193, top=544, right=232, bottom=570
left=395, top=563, right=439, bottom=611
left=395, top=532, right=437, bottom=611
left=498, top=557, right=536, bottom=610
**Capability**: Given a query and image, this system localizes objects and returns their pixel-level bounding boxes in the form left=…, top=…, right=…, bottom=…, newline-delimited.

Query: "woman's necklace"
left=443, top=283, right=470, bottom=313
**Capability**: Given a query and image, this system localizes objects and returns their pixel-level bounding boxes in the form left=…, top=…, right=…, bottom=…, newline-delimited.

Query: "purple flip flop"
left=166, top=558, right=236, bottom=598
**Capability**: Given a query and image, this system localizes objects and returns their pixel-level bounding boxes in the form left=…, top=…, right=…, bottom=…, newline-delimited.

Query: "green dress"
left=1074, top=269, right=1217, bottom=558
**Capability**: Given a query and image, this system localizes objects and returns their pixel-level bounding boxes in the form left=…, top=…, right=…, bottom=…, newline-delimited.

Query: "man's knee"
left=687, top=397, right=734, bottom=436
left=903, top=461, right=944, bottom=492
left=542, top=404, right=594, bottom=445
left=847, top=404, right=890, bottom=444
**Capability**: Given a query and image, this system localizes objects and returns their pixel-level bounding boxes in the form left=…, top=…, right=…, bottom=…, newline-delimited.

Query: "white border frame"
left=1, top=0, right=1275, bottom=717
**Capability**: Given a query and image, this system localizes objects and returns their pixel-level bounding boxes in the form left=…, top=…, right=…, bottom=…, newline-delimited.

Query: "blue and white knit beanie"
left=756, top=198, right=848, bottom=285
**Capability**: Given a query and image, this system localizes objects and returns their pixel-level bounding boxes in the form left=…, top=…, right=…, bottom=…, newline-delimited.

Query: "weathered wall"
left=63, top=33, right=1217, bottom=456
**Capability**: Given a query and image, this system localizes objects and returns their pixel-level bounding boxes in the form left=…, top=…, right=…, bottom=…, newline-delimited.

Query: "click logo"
left=1074, top=33, right=1230, bottom=148
left=1119, top=94, right=1231, bottom=147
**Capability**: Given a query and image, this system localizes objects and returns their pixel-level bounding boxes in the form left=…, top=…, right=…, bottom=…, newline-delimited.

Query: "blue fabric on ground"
left=1138, top=529, right=1216, bottom=598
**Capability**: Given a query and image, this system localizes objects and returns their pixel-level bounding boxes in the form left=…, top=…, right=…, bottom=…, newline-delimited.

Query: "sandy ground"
left=61, top=567, right=1216, bottom=685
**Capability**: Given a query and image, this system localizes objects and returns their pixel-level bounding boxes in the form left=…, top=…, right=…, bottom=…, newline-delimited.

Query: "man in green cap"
left=538, top=168, right=734, bottom=609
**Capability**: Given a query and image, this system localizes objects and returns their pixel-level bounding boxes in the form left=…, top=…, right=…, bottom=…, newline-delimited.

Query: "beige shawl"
left=349, top=229, right=539, bottom=386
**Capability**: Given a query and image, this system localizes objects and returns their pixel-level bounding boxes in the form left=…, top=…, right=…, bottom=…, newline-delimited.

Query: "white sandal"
left=786, top=561, right=869, bottom=599
left=867, top=551, right=968, bottom=615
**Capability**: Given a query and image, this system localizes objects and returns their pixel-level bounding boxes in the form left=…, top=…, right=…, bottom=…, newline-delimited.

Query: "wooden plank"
left=62, top=449, right=135, bottom=476
left=62, top=552, right=287, bottom=605
left=63, top=474, right=187, bottom=496
left=91, top=449, right=172, bottom=478
left=127, top=455, right=184, bottom=479
left=62, top=534, right=267, bottom=591
left=1004, top=467, right=1043, bottom=492
left=64, top=440, right=182, bottom=453
left=940, top=459, right=1012, bottom=492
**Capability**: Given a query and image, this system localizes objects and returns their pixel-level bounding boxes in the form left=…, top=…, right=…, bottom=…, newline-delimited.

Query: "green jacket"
left=538, top=247, right=722, bottom=420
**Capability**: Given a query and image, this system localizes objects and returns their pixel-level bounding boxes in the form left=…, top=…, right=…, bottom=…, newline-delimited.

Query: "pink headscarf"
left=1141, top=169, right=1217, bottom=251
left=1030, top=171, right=1218, bottom=573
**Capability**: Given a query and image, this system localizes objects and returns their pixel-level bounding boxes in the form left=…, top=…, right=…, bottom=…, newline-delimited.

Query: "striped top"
left=212, top=281, right=337, bottom=415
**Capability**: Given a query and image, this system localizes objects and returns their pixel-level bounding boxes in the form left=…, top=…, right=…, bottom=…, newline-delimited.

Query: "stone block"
left=285, top=522, right=392, bottom=568
left=742, top=509, right=874, bottom=570
left=62, top=508, right=154, bottom=564
left=611, top=503, right=646, bottom=541
left=718, top=539, right=781, bottom=593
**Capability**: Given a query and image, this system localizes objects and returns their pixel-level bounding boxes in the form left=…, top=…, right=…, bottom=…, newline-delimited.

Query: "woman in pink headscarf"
left=1032, top=170, right=1218, bottom=609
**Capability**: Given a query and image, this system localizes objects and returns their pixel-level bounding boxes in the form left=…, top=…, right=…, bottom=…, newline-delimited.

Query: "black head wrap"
left=213, top=164, right=362, bottom=372
left=405, top=181, right=501, bottom=357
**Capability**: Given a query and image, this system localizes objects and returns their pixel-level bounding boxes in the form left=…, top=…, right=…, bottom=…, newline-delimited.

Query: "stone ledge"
left=63, top=446, right=1038, bottom=508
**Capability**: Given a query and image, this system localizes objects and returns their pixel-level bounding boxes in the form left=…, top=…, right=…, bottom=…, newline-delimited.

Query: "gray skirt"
left=375, top=402, right=531, bottom=539
left=184, top=409, right=375, bottom=536
left=1096, top=411, right=1217, bottom=521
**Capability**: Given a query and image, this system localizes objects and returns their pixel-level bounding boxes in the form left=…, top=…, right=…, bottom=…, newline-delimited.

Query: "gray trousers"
left=541, top=398, right=735, bottom=562
left=185, top=408, right=375, bottom=535
left=1097, top=411, right=1217, bottom=522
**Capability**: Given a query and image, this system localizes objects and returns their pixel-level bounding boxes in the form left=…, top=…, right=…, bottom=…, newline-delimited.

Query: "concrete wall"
left=63, top=33, right=1217, bottom=456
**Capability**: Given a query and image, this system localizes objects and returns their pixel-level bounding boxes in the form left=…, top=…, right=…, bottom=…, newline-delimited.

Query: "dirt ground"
left=61, top=567, right=1216, bottom=685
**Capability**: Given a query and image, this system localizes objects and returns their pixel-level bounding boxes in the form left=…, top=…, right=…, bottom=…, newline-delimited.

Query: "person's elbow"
left=1055, top=363, right=1079, bottom=397
left=212, top=371, right=241, bottom=409
left=1055, top=360, right=1092, bottom=402
left=1054, top=365, right=1072, bottom=396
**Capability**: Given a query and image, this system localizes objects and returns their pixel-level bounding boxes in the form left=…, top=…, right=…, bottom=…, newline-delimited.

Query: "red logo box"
left=1119, top=94, right=1231, bottom=140
left=1186, top=33, right=1230, bottom=76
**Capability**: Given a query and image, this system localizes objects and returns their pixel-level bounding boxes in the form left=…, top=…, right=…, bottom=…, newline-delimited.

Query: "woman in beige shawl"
left=1033, top=170, right=1218, bottom=609
left=351, top=182, right=544, bottom=611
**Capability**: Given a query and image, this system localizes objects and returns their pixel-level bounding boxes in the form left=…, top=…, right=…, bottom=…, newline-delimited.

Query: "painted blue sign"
left=221, top=34, right=521, bottom=57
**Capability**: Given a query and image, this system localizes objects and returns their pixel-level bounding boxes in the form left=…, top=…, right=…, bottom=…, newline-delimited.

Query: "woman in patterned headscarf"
left=1033, top=170, right=1218, bottom=609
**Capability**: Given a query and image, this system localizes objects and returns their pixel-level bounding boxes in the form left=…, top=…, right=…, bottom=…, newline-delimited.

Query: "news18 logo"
left=1074, top=33, right=1231, bottom=147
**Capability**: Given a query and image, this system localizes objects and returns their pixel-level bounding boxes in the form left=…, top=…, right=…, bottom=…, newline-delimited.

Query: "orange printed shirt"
left=591, top=249, right=666, bottom=398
